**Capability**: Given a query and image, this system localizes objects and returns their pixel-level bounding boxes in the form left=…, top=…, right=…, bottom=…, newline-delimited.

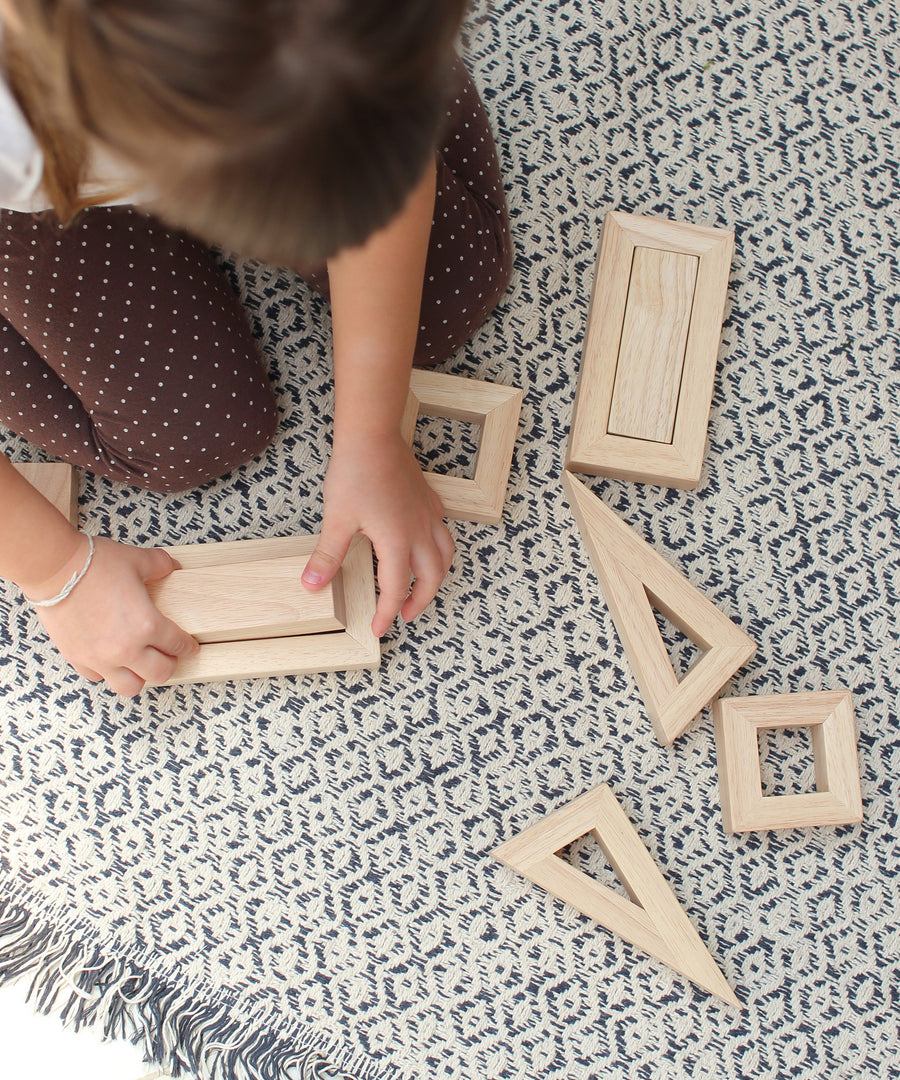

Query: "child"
left=0, top=0, right=512, bottom=696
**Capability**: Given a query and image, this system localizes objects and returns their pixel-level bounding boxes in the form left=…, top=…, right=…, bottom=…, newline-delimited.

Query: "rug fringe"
left=0, top=893, right=391, bottom=1080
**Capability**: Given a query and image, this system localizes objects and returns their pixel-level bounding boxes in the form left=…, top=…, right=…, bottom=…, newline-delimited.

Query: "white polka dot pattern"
left=0, top=210, right=279, bottom=491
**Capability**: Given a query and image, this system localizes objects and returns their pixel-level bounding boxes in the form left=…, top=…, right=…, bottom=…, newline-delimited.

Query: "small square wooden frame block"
left=401, top=369, right=522, bottom=524
left=713, top=691, right=863, bottom=833
left=567, top=211, right=734, bottom=488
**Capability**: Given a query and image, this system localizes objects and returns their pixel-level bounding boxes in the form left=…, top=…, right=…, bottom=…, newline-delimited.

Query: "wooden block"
left=12, top=462, right=79, bottom=525
left=563, top=471, right=756, bottom=744
left=567, top=211, right=734, bottom=488
left=147, top=555, right=345, bottom=644
left=713, top=691, right=863, bottom=833
left=153, top=534, right=379, bottom=686
left=493, top=785, right=741, bottom=1007
left=402, top=369, right=523, bottom=524
left=607, top=248, right=698, bottom=442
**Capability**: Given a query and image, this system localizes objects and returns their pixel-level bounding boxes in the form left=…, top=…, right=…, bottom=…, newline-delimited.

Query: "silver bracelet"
left=26, top=533, right=96, bottom=609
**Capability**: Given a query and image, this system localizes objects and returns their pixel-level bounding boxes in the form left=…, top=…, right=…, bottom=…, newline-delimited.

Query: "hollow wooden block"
left=493, top=785, right=740, bottom=1007
left=567, top=211, right=734, bottom=488
left=153, top=534, right=379, bottom=686
left=713, top=691, right=863, bottom=833
left=147, top=556, right=345, bottom=644
left=12, top=462, right=79, bottom=525
left=401, top=369, right=523, bottom=524
left=563, top=471, right=756, bottom=744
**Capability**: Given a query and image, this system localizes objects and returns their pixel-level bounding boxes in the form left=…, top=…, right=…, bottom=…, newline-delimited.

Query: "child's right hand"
left=29, top=536, right=200, bottom=697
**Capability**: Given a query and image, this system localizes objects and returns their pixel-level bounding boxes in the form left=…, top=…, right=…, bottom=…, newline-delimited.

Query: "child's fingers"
left=432, top=521, right=455, bottom=574
left=70, top=662, right=104, bottom=683
left=134, top=645, right=182, bottom=687
left=138, top=545, right=181, bottom=582
left=401, top=543, right=448, bottom=623
left=104, top=666, right=147, bottom=699
left=151, top=616, right=201, bottom=660
left=303, top=523, right=355, bottom=589
left=372, top=550, right=413, bottom=637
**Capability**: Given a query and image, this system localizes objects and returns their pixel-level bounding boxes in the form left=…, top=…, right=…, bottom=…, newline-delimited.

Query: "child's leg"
left=0, top=207, right=278, bottom=493
left=418, top=58, right=514, bottom=364
left=304, top=58, right=513, bottom=365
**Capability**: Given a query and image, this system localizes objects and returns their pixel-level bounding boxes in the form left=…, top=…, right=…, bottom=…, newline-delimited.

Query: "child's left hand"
left=301, top=430, right=454, bottom=636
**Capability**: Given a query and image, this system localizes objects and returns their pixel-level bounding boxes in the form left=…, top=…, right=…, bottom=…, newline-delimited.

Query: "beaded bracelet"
left=26, top=533, right=96, bottom=609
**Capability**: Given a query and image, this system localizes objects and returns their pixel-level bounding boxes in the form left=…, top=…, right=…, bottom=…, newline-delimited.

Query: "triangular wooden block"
left=563, top=471, right=756, bottom=744
left=493, top=785, right=741, bottom=1007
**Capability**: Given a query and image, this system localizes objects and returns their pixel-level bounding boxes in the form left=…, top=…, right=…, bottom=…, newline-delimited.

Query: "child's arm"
left=0, top=451, right=199, bottom=695
left=0, top=452, right=86, bottom=590
left=301, top=154, right=455, bottom=636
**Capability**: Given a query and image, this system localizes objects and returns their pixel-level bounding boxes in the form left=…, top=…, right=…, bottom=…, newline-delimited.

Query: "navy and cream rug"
left=1, top=1, right=898, bottom=1077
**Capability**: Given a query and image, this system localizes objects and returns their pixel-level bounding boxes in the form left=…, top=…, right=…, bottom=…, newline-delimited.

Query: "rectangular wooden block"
left=607, top=247, right=698, bottom=443
left=12, top=462, right=79, bottom=525
left=153, top=534, right=379, bottom=686
left=146, top=555, right=345, bottom=644
left=567, top=211, right=734, bottom=488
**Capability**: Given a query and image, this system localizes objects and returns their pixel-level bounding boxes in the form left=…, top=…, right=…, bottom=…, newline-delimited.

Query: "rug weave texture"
left=1, top=1, right=899, bottom=1078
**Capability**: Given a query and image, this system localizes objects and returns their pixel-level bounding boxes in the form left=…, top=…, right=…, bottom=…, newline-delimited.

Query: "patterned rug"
left=1, top=1, right=898, bottom=1077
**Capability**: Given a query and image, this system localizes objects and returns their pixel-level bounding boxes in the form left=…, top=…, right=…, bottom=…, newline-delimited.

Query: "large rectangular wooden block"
left=567, top=211, right=734, bottom=488
left=151, top=534, right=379, bottom=686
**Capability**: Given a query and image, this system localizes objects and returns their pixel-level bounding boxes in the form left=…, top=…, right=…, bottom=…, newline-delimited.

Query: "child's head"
left=5, top=0, right=468, bottom=267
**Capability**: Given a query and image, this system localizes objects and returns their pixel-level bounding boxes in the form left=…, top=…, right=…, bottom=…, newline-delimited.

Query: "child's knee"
left=98, top=392, right=279, bottom=494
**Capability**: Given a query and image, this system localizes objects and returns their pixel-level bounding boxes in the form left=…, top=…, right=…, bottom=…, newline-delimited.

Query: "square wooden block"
left=567, top=211, right=734, bottom=488
left=713, top=691, right=863, bottom=833
left=401, top=369, right=522, bottom=524
left=151, top=534, right=379, bottom=686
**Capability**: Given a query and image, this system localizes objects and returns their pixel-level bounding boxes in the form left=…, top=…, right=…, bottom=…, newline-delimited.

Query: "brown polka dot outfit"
left=0, top=60, right=512, bottom=493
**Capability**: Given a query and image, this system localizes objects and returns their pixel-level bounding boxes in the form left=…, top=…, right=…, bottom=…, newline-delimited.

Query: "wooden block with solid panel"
left=493, top=785, right=741, bottom=1007
left=147, top=555, right=345, bottom=643
left=401, top=369, right=522, bottom=524
left=12, top=462, right=79, bottom=525
left=150, top=534, right=379, bottom=686
left=567, top=211, right=734, bottom=488
left=713, top=691, right=863, bottom=833
left=563, top=471, right=756, bottom=744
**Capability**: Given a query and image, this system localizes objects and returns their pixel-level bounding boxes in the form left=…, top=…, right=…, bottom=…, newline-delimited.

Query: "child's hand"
left=31, top=536, right=201, bottom=696
left=302, top=431, right=454, bottom=636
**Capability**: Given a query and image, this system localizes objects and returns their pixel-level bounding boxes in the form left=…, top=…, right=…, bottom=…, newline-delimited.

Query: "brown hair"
left=3, top=0, right=467, bottom=267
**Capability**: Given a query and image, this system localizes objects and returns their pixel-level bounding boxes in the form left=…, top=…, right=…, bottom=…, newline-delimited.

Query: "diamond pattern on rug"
left=1, top=1, right=899, bottom=1078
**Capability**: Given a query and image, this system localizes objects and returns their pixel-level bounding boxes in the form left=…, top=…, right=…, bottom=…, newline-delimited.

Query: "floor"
left=0, top=977, right=175, bottom=1080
